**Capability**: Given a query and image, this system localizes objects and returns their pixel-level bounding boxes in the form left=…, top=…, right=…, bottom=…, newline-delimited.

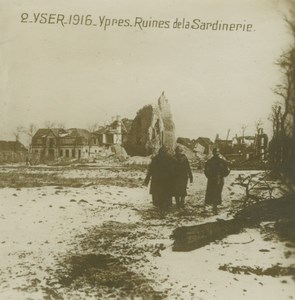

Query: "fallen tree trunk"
left=171, top=195, right=295, bottom=252
left=171, top=219, right=245, bottom=251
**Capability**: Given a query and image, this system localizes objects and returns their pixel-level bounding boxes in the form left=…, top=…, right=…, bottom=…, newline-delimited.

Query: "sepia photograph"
left=0, top=0, right=295, bottom=299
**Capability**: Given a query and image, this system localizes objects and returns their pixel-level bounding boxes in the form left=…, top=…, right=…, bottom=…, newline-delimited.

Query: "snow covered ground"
left=0, top=166, right=294, bottom=299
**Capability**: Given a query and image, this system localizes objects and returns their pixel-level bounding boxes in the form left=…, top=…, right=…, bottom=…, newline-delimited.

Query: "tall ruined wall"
left=158, top=92, right=176, bottom=149
left=124, top=105, right=163, bottom=156
left=124, top=92, right=175, bottom=156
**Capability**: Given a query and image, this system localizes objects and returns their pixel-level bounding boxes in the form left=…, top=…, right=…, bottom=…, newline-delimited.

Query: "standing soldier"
left=174, top=146, right=193, bottom=208
left=204, top=148, right=230, bottom=214
left=144, top=146, right=175, bottom=217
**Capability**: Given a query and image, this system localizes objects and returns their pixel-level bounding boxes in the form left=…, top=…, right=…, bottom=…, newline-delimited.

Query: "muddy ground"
left=0, top=164, right=294, bottom=300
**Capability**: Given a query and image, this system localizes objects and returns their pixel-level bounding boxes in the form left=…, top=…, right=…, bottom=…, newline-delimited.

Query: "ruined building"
left=124, top=92, right=175, bottom=156
left=31, top=120, right=127, bottom=161
left=0, top=140, right=27, bottom=163
left=94, top=117, right=132, bottom=146
left=31, top=128, right=97, bottom=161
left=177, top=137, right=214, bottom=155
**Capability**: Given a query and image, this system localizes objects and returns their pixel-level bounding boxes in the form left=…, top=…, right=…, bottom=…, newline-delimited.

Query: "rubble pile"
left=110, top=144, right=129, bottom=162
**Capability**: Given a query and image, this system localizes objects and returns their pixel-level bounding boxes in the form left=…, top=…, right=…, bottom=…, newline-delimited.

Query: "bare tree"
left=56, top=122, right=66, bottom=130
left=12, top=125, right=24, bottom=141
left=273, top=11, right=295, bottom=138
left=234, top=172, right=273, bottom=208
left=240, top=124, right=247, bottom=139
left=44, top=121, right=56, bottom=129
left=87, top=122, right=100, bottom=133
left=268, top=104, right=282, bottom=137
left=273, top=56, right=294, bottom=136
left=25, top=123, right=37, bottom=139
left=11, top=124, right=38, bottom=161
left=22, top=123, right=37, bottom=151
left=270, top=8, right=295, bottom=179
left=254, top=119, right=263, bottom=134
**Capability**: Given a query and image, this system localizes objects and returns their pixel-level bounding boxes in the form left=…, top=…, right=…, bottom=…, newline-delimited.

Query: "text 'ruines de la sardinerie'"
left=20, top=13, right=255, bottom=32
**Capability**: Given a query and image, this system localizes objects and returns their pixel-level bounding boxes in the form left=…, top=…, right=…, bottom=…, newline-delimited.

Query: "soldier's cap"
left=213, top=148, right=220, bottom=155
left=175, top=145, right=184, bottom=153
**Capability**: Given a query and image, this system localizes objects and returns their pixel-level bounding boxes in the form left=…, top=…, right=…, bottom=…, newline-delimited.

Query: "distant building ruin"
left=124, top=92, right=175, bottom=156
left=176, top=137, right=213, bottom=156
left=31, top=128, right=98, bottom=161
left=31, top=119, right=130, bottom=162
left=215, top=130, right=268, bottom=162
left=95, top=117, right=132, bottom=146
left=214, top=136, right=233, bottom=156
left=194, top=137, right=214, bottom=155
left=0, top=140, right=27, bottom=163
left=29, top=93, right=175, bottom=160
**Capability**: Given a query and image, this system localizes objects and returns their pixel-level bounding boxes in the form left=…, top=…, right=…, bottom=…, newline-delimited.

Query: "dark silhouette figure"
left=204, top=148, right=230, bottom=214
left=144, top=146, right=175, bottom=216
left=174, top=146, right=193, bottom=208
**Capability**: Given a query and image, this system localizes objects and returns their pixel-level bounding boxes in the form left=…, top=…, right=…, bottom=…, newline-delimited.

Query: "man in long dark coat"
left=144, top=146, right=175, bottom=216
left=174, top=146, right=193, bottom=208
left=204, top=148, right=230, bottom=214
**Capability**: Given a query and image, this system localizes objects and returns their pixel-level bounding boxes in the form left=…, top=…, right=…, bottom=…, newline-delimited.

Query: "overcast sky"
left=0, top=0, right=293, bottom=144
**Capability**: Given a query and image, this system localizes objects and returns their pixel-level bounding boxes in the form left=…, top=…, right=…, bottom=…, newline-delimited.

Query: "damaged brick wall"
left=124, top=92, right=175, bottom=156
